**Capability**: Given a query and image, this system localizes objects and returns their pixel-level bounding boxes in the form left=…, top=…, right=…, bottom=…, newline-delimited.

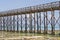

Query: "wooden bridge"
left=0, top=1, right=60, bottom=35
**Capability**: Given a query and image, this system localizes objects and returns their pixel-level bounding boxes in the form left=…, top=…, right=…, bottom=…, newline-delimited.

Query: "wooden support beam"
left=0, top=17, right=2, bottom=31
left=43, top=11, right=48, bottom=34
left=25, top=14, right=27, bottom=33
left=44, top=12, right=45, bottom=34
left=37, top=13, right=39, bottom=33
left=20, top=15, right=22, bottom=32
left=3, top=17, right=5, bottom=31
left=17, top=15, right=19, bottom=32
left=34, top=13, right=36, bottom=33
left=6, top=16, right=9, bottom=31
left=39, top=12, right=41, bottom=33
left=29, top=14, right=32, bottom=33
left=59, top=10, right=60, bottom=35
left=51, top=11, right=55, bottom=35
left=13, top=16, right=15, bottom=32
left=45, top=12, right=48, bottom=34
left=10, top=16, right=12, bottom=32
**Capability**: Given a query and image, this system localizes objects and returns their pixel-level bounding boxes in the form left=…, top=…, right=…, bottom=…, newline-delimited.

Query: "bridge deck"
left=0, top=1, right=60, bottom=17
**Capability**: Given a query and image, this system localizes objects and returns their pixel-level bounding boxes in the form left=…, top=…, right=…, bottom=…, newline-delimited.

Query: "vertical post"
left=10, top=16, right=12, bottom=31
left=13, top=16, right=15, bottom=32
left=44, top=12, right=45, bottom=34
left=39, top=12, right=41, bottom=33
left=59, top=10, right=60, bottom=36
left=37, top=13, right=39, bottom=33
left=17, top=15, right=19, bottom=32
left=5, top=17, right=6, bottom=31
left=34, top=13, right=36, bottom=33
left=7, top=16, right=8, bottom=31
left=1, top=17, right=3, bottom=31
left=0, top=17, right=2, bottom=31
left=11, top=16, right=13, bottom=31
left=1, top=17, right=2, bottom=31
left=21, top=14, right=22, bottom=32
left=51, top=10, right=55, bottom=35
left=0, top=17, right=1, bottom=30
left=29, top=14, right=32, bottom=33
left=3, top=17, right=5, bottom=31
left=8, top=16, right=10, bottom=31
left=44, top=12, right=48, bottom=34
left=45, top=11, right=48, bottom=34
left=25, top=14, right=27, bottom=33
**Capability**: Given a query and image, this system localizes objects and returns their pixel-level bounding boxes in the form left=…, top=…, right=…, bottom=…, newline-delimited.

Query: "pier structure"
left=0, top=1, right=60, bottom=35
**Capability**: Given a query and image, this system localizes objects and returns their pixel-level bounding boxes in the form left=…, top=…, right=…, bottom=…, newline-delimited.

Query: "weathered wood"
left=25, top=14, right=27, bottom=33
left=51, top=11, right=55, bottom=35
left=29, top=14, right=32, bottom=33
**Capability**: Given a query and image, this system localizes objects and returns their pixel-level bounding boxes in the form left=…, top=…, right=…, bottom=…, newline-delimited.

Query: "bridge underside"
left=0, top=1, right=60, bottom=35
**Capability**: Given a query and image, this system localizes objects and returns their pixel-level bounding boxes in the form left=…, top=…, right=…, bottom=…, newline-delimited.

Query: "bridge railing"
left=51, top=1, right=60, bottom=8
left=0, top=1, right=60, bottom=16
left=18, top=1, right=60, bottom=13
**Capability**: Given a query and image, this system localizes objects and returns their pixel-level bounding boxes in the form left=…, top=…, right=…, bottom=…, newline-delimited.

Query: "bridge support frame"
left=51, top=10, right=55, bottom=35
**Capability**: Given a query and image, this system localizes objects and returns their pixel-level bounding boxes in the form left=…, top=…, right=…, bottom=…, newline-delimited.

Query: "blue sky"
left=0, top=0, right=60, bottom=11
